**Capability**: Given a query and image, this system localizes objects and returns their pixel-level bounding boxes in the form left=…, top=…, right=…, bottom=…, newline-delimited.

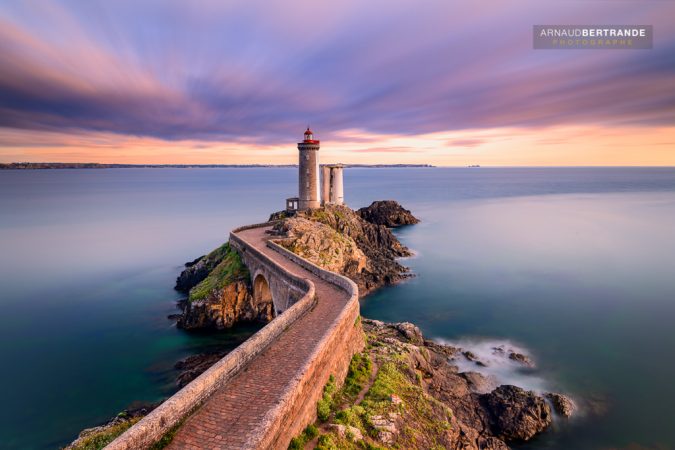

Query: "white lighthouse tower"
left=297, top=127, right=320, bottom=210
left=285, top=127, right=346, bottom=213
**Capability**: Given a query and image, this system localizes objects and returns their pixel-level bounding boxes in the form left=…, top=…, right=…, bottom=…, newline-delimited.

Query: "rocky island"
left=285, top=318, right=573, bottom=450
left=174, top=201, right=417, bottom=330
left=67, top=200, right=575, bottom=450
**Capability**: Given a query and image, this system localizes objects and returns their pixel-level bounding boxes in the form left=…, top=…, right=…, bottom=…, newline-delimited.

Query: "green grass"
left=335, top=353, right=372, bottom=406
left=317, top=375, right=337, bottom=422
left=67, top=418, right=141, bottom=450
left=291, top=338, right=457, bottom=449
left=287, top=424, right=319, bottom=450
left=188, top=243, right=249, bottom=301
left=309, top=208, right=331, bottom=224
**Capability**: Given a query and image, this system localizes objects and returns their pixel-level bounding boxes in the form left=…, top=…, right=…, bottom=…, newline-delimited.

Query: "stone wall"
left=106, top=224, right=315, bottom=450
left=107, top=222, right=363, bottom=450
left=230, top=228, right=307, bottom=314
left=253, top=241, right=363, bottom=449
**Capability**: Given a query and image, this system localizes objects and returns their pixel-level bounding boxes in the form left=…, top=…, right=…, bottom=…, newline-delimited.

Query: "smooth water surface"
left=1, top=167, right=674, bottom=449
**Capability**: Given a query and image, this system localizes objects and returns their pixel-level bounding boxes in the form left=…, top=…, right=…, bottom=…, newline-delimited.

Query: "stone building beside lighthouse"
left=286, top=127, right=344, bottom=212
left=321, top=164, right=344, bottom=205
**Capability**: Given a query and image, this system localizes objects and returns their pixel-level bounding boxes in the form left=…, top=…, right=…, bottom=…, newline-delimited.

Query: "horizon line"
left=2, top=162, right=675, bottom=169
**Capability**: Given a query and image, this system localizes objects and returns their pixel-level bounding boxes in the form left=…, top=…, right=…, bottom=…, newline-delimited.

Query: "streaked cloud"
left=447, top=139, right=485, bottom=148
left=0, top=0, right=674, bottom=164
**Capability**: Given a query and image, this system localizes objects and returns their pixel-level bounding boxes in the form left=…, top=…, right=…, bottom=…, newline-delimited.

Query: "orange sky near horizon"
left=2, top=2, right=675, bottom=167
left=1, top=125, right=674, bottom=166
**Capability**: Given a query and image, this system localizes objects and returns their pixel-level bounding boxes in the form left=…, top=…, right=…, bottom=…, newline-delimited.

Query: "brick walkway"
left=167, top=226, right=351, bottom=450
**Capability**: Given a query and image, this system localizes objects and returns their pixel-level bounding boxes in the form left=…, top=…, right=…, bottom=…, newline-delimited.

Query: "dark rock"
left=167, top=314, right=182, bottom=320
left=178, top=280, right=272, bottom=330
left=394, top=322, right=424, bottom=345
left=357, top=200, right=420, bottom=227
left=362, top=319, right=423, bottom=345
left=423, top=339, right=460, bottom=359
left=174, top=352, right=228, bottom=387
left=121, top=401, right=162, bottom=419
left=492, top=345, right=506, bottom=355
left=480, top=385, right=552, bottom=442
left=461, top=371, right=498, bottom=394
left=360, top=318, right=563, bottom=449
left=463, top=351, right=478, bottom=361
left=545, top=392, right=576, bottom=417
left=509, top=352, right=535, bottom=367
left=268, top=210, right=293, bottom=221
left=175, top=244, right=231, bottom=292
left=65, top=401, right=161, bottom=449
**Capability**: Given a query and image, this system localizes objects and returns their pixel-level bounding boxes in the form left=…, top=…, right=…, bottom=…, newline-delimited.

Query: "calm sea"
left=0, top=167, right=674, bottom=449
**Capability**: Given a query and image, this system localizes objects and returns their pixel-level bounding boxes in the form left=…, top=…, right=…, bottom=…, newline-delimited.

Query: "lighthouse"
left=297, top=127, right=321, bottom=210
left=285, top=127, right=345, bottom=213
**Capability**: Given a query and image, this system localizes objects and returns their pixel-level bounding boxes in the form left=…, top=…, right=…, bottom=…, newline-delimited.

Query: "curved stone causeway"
left=107, top=223, right=363, bottom=450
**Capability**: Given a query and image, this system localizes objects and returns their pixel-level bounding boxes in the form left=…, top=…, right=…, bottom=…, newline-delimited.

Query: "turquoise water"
left=1, top=167, right=674, bottom=449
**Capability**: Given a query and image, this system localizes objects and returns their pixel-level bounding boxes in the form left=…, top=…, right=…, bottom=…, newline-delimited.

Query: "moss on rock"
left=188, top=243, right=249, bottom=302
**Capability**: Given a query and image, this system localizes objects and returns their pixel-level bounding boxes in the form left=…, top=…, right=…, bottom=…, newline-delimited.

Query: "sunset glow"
left=1, top=1, right=674, bottom=165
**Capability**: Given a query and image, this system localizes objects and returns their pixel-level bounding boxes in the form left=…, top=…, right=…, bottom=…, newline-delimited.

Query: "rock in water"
left=175, top=352, right=228, bottom=387
left=178, top=279, right=273, bottom=330
left=545, top=392, right=576, bottom=417
left=357, top=200, right=420, bottom=227
left=178, top=243, right=273, bottom=330
left=358, top=319, right=557, bottom=449
left=480, top=385, right=553, bottom=442
left=508, top=351, right=535, bottom=367
left=176, top=202, right=419, bottom=329
left=175, top=244, right=231, bottom=292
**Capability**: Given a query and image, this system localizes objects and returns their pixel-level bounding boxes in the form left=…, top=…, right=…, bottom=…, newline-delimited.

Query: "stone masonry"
left=107, top=223, right=363, bottom=450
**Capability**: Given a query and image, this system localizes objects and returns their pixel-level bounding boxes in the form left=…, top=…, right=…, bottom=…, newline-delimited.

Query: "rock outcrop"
left=480, top=385, right=552, bottom=441
left=178, top=279, right=273, bottom=330
left=309, top=319, right=571, bottom=450
left=174, top=351, right=229, bottom=387
left=545, top=392, right=576, bottom=418
left=357, top=200, right=420, bottom=227
left=274, top=217, right=368, bottom=276
left=175, top=244, right=231, bottom=292
left=176, top=243, right=273, bottom=330
left=175, top=201, right=418, bottom=330
left=65, top=403, right=159, bottom=450
left=273, top=204, right=413, bottom=295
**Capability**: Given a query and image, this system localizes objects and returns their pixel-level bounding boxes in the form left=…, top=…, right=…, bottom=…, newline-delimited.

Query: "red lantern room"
left=303, top=127, right=319, bottom=143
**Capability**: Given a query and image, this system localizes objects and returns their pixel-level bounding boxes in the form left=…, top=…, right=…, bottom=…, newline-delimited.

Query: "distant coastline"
left=1, top=162, right=434, bottom=170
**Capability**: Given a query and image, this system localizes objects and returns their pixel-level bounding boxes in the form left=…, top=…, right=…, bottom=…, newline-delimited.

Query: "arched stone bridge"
left=107, top=222, right=364, bottom=450
left=230, top=225, right=306, bottom=317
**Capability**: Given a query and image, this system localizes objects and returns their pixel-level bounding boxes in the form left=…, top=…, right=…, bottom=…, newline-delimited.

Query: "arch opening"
left=253, top=272, right=278, bottom=317
left=254, top=273, right=272, bottom=304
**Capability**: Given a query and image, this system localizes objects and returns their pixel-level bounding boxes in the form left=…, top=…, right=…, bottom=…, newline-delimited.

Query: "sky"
left=0, top=0, right=674, bottom=166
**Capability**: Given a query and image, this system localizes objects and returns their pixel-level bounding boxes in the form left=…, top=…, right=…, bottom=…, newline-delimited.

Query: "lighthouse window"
left=305, top=154, right=309, bottom=160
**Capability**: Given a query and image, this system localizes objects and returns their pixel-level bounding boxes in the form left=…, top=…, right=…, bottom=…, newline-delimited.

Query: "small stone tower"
left=321, top=164, right=344, bottom=205
left=298, top=127, right=320, bottom=210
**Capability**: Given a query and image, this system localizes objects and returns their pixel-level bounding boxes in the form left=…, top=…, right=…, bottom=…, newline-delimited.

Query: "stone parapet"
left=107, top=221, right=363, bottom=450
left=106, top=223, right=315, bottom=450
